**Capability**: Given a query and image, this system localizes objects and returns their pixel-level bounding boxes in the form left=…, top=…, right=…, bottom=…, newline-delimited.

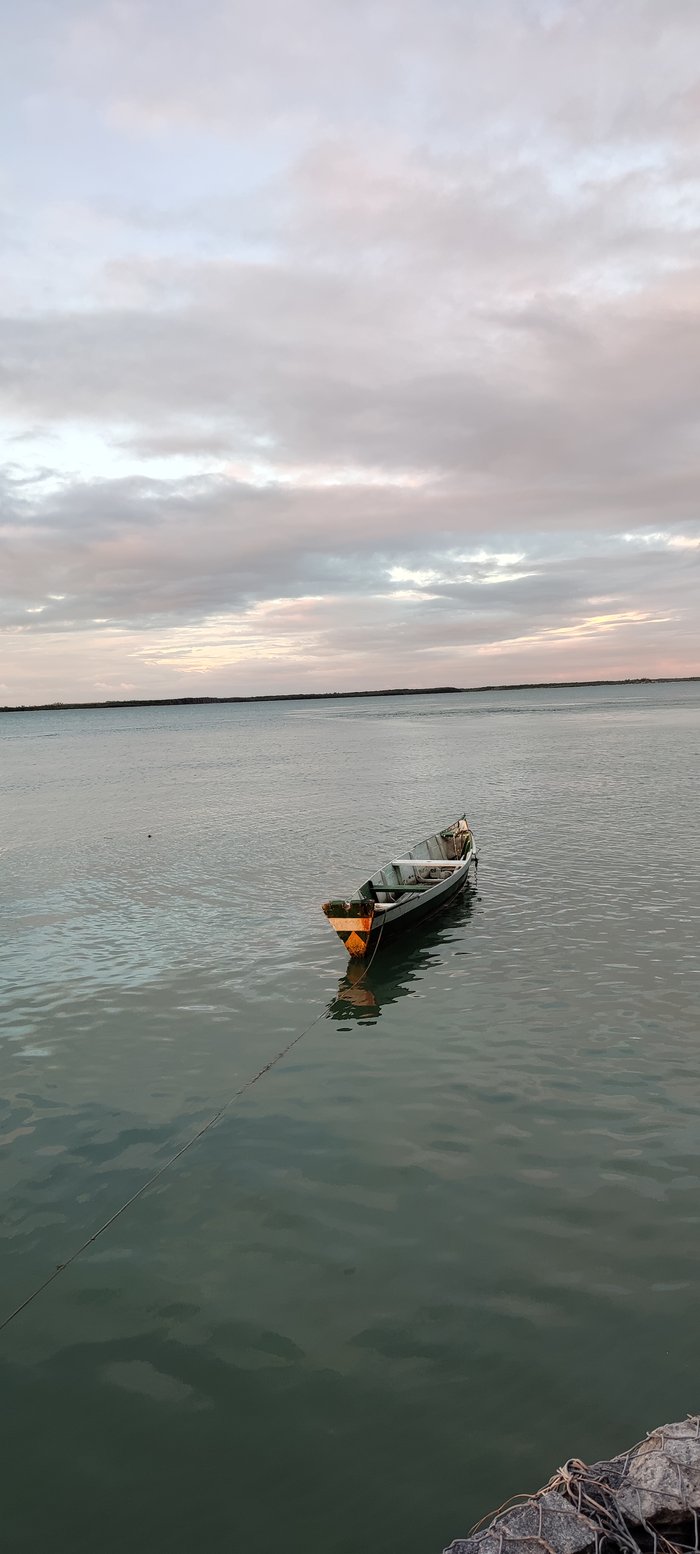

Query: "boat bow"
left=321, top=899, right=376, bottom=959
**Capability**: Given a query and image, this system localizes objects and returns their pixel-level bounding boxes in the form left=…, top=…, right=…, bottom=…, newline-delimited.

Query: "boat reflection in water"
left=327, top=882, right=477, bottom=1026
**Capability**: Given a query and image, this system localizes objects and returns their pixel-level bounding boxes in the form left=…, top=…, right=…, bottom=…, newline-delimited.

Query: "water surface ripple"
left=1, top=684, right=699, bottom=1553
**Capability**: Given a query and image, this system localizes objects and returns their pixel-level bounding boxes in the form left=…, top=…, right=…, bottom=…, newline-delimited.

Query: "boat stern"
left=322, top=898, right=376, bottom=959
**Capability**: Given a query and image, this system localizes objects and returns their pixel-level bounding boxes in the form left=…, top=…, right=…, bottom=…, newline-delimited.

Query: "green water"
left=1, top=684, right=699, bottom=1553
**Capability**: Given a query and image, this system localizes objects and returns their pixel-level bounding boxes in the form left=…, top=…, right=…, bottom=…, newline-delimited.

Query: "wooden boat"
left=322, top=815, right=477, bottom=959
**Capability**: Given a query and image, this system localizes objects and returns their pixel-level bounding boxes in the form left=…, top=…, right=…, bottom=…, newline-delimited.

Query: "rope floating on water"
left=0, top=916, right=387, bottom=1334
left=0, top=1004, right=327, bottom=1332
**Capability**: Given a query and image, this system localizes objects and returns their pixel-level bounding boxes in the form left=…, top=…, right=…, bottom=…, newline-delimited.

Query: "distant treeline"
left=2, top=677, right=698, bottom=714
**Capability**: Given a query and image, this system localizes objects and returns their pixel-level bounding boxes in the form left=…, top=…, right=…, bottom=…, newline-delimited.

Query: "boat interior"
left=359, top=817, right=473, bottom=905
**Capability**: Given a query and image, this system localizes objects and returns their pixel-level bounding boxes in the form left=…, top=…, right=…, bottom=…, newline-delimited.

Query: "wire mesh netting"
left=445, top=1419, right=700, bottom=1554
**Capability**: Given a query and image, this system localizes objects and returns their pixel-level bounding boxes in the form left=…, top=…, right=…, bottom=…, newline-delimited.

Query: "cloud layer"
left=2, top=0, right=699, bottom=700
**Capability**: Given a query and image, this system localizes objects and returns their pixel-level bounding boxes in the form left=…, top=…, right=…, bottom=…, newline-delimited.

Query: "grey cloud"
left=2, top=0, right=700, bottom=696
left=1, top=462, right=697, bottom=646
left=2, top=260, right=699, bottom=527
left=46, top=0, right=700, bottom=149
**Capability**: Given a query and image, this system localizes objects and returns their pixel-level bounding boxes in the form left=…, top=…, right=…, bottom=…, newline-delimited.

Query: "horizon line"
left=2, top=674, right=699, bottom=714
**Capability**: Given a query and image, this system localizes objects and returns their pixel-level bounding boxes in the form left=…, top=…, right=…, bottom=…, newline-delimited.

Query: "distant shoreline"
left=2, top=675, right=698, bottom=714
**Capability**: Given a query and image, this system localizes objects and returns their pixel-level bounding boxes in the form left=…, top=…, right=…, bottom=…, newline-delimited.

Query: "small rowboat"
left=322, top=815, right=477, bottom=959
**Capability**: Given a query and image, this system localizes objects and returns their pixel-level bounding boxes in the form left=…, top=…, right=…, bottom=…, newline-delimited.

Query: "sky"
left=2, top=0, right=699, bottom=703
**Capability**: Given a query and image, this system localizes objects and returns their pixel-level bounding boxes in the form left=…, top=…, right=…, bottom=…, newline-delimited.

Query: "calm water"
left=1, top=684, right=699, bottom=1553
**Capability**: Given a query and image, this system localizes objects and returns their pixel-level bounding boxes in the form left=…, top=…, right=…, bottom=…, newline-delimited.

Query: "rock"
left=444, top=1418, right=700, bottom=1554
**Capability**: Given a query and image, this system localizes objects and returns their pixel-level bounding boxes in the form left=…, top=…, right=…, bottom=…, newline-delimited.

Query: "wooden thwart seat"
left=374, top=879, right=456, bottom=898
left=381, top=885, right=429, bottom=896
left=392, top=859, right=462, bottom=869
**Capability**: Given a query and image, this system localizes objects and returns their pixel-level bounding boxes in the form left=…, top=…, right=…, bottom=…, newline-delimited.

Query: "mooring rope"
left=0, top=929, right=387, bottom=1335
